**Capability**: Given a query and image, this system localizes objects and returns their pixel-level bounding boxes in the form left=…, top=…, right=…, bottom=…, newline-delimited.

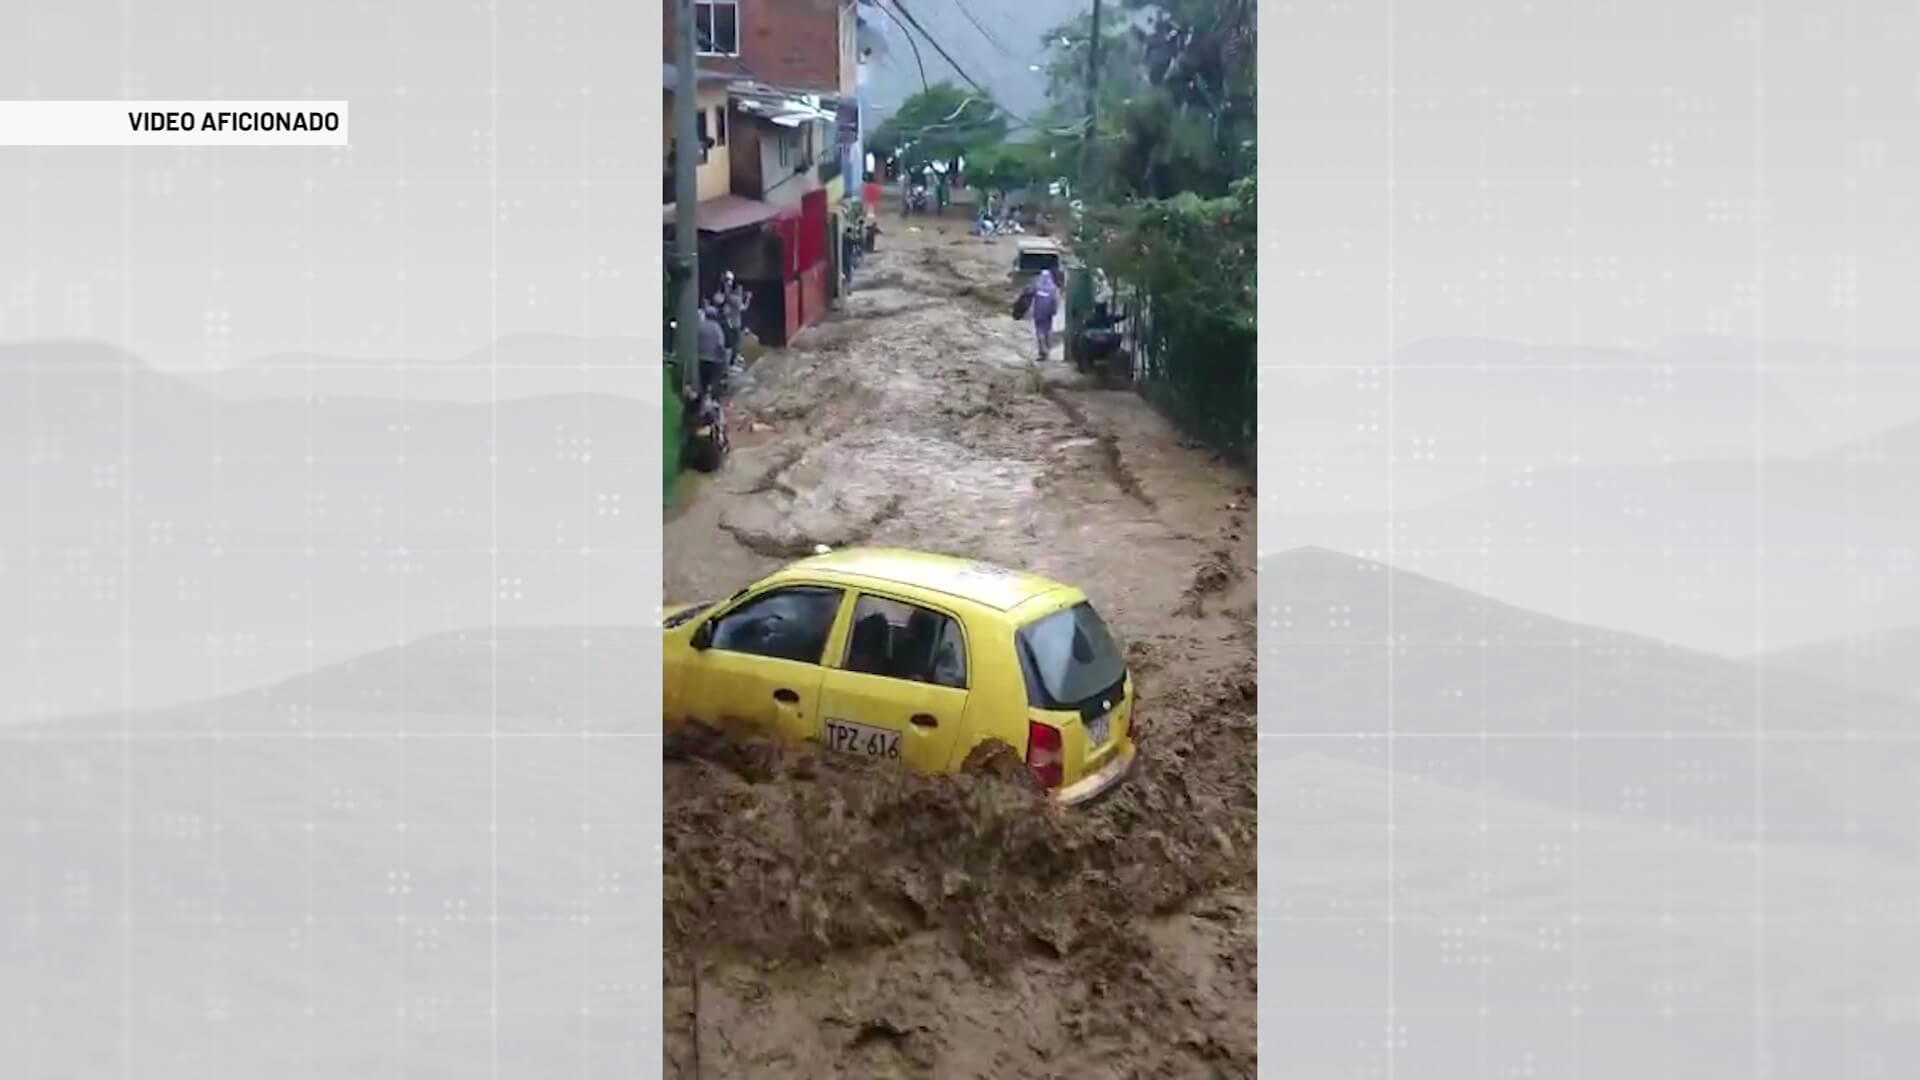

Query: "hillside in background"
left=1262, top=547, right=1920, bottom=861
left=183, top=333, right=653, bottom=403
left=1759, top=626, right=1920, bottom=707
left=1269, top=337, right=1920, bottom=514
left=0, top=340, right=652, bottom=717
left=1277, top=334, right=1920, bottom=655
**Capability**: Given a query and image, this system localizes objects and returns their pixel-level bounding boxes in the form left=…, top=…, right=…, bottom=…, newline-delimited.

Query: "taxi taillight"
left=1026, top=721, right=1063, bottom=789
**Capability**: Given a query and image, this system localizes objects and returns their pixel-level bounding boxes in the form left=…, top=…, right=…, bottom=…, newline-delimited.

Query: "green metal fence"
left=1131, top=286, right=1255, bottom=463
left=1068, top=271, right=1257, bottom=466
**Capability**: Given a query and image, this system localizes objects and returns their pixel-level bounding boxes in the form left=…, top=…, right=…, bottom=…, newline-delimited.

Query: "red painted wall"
left=798, top=190, right=828, bottom=270
left=799, top=263, right=827, bottom=329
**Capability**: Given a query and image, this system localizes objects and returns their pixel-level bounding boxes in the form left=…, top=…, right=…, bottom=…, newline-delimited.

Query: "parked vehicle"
left=682, top=384, right=729, bottom=473
left=1010, top=237, right=1065, bottom=287
left=662, top=548, right=1138, bottom=805
left=1073, top=298, right=1130, bottom=377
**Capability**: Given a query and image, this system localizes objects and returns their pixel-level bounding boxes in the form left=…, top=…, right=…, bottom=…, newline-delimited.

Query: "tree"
left=1037, top=12, right=1144, bottom=117
left=870, top=81, right=1010, bottom=174
left=1038, top=0, right=1256, bottom=200
left=1051, top=4, right=1258, bottom=460
left=964, top=141, right=1057, bottom=197
left=1130, top=0, right=1256, bottom=184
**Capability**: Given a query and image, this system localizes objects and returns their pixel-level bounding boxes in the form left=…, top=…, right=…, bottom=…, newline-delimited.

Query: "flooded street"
left=663, top=214, right=1259, bottom=1078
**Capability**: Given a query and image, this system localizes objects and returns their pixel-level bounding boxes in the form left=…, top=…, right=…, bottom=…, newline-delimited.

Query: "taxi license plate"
left=1086, top=712, right=1111, bottom=749
left=822, top=718, right=900, bottom=761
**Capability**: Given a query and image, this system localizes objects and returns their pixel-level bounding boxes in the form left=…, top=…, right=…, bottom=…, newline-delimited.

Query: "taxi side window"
left=709, top=586, right=843, bottom=664
left=843, top=595, right=968, bottom=689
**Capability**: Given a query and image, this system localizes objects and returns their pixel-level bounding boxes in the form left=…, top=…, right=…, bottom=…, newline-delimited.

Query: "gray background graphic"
left=1264, top=1, right=1920, bottom=1077
left=0, top=1, right=661, bottom=1076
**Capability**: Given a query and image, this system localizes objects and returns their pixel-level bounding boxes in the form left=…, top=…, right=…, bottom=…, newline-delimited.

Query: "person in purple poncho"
left=1030, top=270, right=1060, bottom=361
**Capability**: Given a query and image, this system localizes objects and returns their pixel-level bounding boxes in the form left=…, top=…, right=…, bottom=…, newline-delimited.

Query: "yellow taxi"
left=663, top=548, right=1136, bottom=804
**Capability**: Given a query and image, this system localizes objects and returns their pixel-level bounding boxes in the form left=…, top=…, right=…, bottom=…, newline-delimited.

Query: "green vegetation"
left=1036, top=11, right=1145, bottom=121
left=1033, top=0, right=1255, bottom=200
left=1047, top=1, right=1258, bottom=463
left=869, top=81, right=1009, bottom=173
left=1078, top=179, right=1256, bottom=459
left=964, top=141, right=1057, bottom=198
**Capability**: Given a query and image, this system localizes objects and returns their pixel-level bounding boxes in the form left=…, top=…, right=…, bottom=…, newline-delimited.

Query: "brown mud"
left=664, top=213, right=1257, bottom=1079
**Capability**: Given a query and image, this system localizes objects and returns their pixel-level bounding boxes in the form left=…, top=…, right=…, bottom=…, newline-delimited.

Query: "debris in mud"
left=1039, top=386, right=1156, bottom=511
left=719, top=492, right=903, bottom=558
left=741, top=445, right=805, bottom=497
left=663, top=219, right=1258, bottom=1080
left=958, top=738, right=1037, bottom=788
left=663, top=718, right=786, bottom=783
left=845, top=1016, right=926, bottom=1053
left=1125, top=639, right=1164, bottom=676
left=664, top=664, right=1257, bottom=971
left=952, top=281, right=1015, bottom=314
left=1191, top=547, right=1241, bottom=595
left=1176, top=547, right=1242, bottom=617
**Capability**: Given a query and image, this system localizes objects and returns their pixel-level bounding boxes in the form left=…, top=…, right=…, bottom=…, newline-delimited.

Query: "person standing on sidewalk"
left=1030, top=270, right=1061, bottom=361
left=717, top=271, right=750, bottom=370
left=696, top=302, right=728, bottom=396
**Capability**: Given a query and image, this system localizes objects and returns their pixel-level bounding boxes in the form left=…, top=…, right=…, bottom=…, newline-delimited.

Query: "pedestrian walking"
left=1030, top=270, right=1061, bottom=361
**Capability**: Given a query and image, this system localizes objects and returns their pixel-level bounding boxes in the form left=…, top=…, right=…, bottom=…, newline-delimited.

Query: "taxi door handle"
left=773, top=689, right=800, bottom=704
left=909, top=713, right=938, bottom=729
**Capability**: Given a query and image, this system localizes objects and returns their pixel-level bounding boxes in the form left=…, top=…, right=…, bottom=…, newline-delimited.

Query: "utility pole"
left=672, top=0, right=702, bottom=397
left=1080, top=0, right=1101, bottom=190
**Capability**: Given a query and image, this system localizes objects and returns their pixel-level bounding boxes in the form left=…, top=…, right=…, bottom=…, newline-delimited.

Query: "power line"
left=881, top=0, right=1081, bottom=136
left=863, top=1, right=928, bottom=91
left=884, top=0, right=989, bottom=98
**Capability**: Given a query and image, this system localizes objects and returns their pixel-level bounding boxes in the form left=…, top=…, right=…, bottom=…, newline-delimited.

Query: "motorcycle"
left=683, top=384, right=729, bottom=473
left=1073, top=300, right=1131, bottom=378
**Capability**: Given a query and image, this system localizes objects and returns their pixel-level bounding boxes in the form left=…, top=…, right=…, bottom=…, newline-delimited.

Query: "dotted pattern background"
left=1260, top=1, right=1920, bottom=1077
left=0, top=2, right=663, bottom=1076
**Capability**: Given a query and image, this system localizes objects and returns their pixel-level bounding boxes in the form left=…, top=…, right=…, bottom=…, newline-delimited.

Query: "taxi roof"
left=779, top=547, right=1069, bottom=613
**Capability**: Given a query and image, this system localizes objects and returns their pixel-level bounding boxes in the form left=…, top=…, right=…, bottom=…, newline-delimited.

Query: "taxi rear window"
left=1016, top=602, right=1125, bottom=711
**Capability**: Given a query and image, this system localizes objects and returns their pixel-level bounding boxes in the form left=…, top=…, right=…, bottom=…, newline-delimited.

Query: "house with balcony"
left=663, top=4, right=860, bottom=345
left=666, top=1, right=861, bottom=200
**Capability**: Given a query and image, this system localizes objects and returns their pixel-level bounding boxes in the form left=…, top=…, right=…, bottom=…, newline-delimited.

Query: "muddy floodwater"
left=663, top=214, right=1258, bottom=1078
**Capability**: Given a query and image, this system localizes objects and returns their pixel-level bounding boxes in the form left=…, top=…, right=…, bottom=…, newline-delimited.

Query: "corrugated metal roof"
left=730, top=87, right=837, bottom=127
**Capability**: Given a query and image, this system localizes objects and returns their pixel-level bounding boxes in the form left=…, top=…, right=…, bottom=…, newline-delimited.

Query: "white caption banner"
left=0, top=101, right=350, bottom=146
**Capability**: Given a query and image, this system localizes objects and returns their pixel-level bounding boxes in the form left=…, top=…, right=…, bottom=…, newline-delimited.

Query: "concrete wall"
left=662, top=83, right=734, bottom=204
